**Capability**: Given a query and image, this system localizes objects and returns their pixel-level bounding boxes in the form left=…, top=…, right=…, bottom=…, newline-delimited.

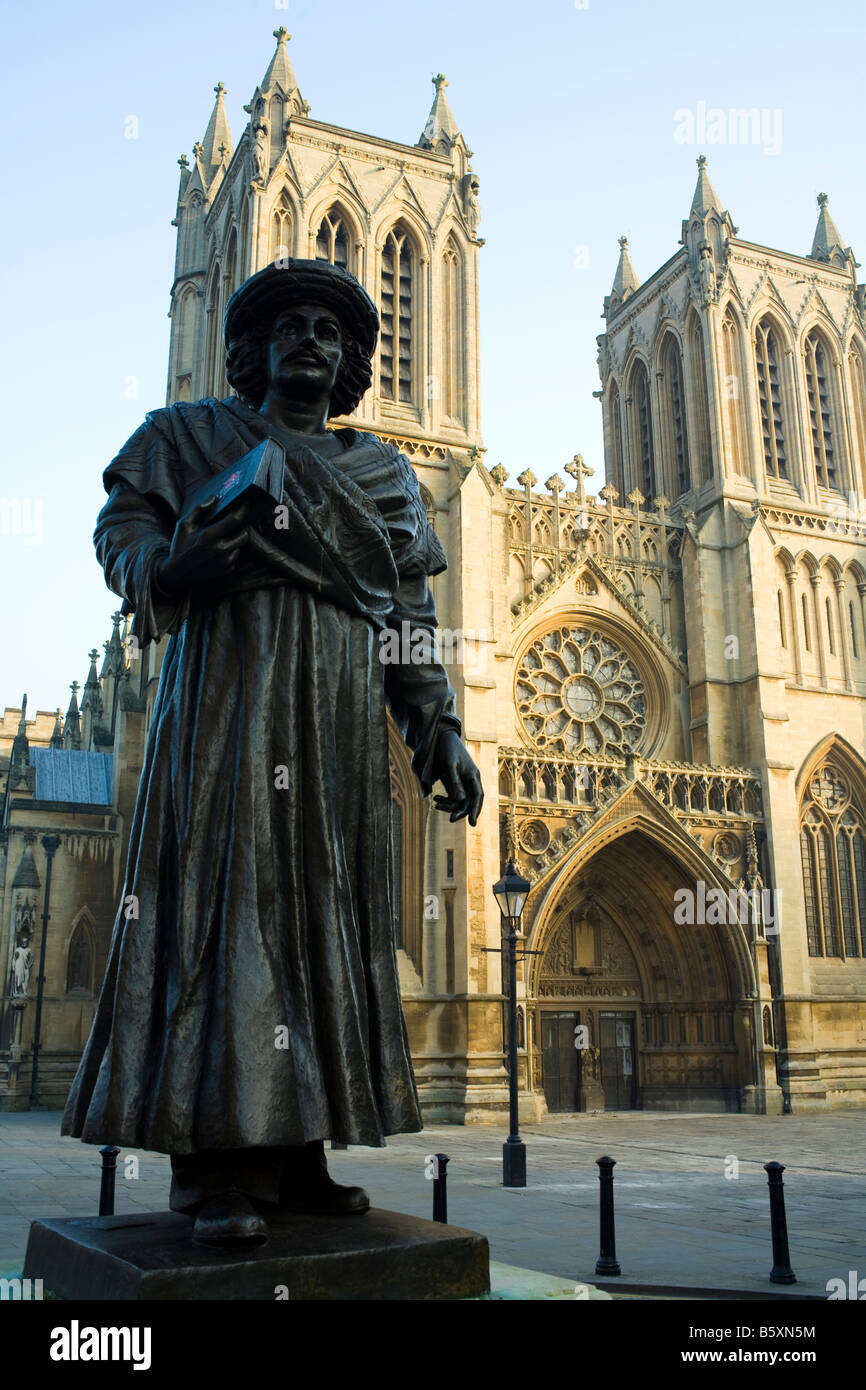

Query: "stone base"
left=23, top=1208, right=490, bottom=1301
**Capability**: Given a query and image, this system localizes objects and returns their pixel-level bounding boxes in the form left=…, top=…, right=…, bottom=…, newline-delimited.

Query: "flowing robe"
left=61, top=397, right=459, bottom=1154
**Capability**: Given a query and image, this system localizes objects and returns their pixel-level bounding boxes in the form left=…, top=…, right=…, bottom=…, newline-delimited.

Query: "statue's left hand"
left=432, top=730, right=484, bottom=826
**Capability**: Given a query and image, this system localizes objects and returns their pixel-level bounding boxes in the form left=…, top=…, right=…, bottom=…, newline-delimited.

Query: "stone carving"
left=10, top=929, right=34, bottom=997
left=516, top=626, right=646, bottom=755
left=251, top=125, right=269, bottom=183
left=518, top=817, right=551, bottom=855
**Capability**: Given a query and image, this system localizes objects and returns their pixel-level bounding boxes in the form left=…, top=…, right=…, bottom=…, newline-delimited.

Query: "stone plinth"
left=23, top=1208, right=490, bottom=1301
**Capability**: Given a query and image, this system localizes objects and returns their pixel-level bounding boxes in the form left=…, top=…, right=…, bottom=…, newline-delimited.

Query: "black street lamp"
left=492, top=858, right=531, bottom=1188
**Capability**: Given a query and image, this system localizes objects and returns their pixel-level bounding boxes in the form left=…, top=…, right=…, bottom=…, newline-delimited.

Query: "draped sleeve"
left=371, top=445, right=461, bottom=796
left=95, top=410, right=194, bottom=649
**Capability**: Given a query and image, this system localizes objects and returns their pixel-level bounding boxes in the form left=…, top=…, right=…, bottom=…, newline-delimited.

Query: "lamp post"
left=492, top=858, right=531, bottom=1188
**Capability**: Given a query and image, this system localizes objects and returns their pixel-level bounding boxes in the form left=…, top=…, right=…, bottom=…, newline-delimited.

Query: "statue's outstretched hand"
left=432, top=729, right=484, bottom=826
left=156, top=496, right=256, bottom=596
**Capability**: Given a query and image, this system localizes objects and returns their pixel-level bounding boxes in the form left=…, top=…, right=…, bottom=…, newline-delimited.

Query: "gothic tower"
left=596, top=157, right=866, bottom=1110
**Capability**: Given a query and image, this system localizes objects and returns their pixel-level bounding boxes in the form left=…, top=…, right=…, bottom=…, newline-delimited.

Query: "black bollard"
left=764, top=1161, right=796, bottom=1284
left=432, top=1153, right=449, bottom=1224
left=595, top=1155, right=621, bottom=1276
left=98, top=1145, right=120, bottom=1217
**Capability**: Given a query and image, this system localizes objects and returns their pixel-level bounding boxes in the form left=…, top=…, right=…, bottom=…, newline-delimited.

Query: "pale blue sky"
left=2, top=0, right=864, bottom=712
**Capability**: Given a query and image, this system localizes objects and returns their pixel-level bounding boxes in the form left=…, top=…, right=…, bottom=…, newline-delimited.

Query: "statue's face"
left=265, top=301, right=344, bottom=403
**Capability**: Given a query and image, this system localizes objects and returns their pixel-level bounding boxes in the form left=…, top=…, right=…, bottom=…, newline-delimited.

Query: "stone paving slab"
left=1, top=1109, right=864, bottom=1299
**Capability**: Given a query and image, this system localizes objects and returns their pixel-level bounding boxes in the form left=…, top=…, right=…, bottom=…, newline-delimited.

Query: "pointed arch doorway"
left=531, top=827, right=753, bottom=1113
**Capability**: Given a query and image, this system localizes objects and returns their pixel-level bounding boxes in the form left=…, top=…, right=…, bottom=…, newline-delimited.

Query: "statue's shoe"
left=277, top=1177, right=371, bottom=1216
left=191, top=1192, right=270, bottom=1245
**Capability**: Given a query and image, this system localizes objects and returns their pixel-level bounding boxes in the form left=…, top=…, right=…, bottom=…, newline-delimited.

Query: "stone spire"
left=809, top=193, right=849, bottom=269
left=9, top=696, right=32, bottom=790
left=260, top=26, right=301, bottom=96
left=245, top=28, right=309, bottom=125
left=690, top=154, right=725, bottom=218
left=63, top=681, right=82, bottom=749
left=198, top=82, right=234, bottom=182
left=50, top=707, right=64, bottom=749
left=418, top=74, right=461, bottom=152
left=604, top=236, right=640, bottom=318
left=11, top=836, right=40, bottom=892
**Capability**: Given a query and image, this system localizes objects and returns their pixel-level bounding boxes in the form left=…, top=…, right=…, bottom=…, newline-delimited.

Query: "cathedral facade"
left=2, top=32, right=865, bottom=1117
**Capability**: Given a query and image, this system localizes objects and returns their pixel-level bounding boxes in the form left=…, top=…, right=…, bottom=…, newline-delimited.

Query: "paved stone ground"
left=1, top=1109, right=864, bottom=1298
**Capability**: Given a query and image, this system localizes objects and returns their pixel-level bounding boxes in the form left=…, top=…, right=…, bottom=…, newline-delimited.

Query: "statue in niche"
left=11, top=928, right=34, bottom=997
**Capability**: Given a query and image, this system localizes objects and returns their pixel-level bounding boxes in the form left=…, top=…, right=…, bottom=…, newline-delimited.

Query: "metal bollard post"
left=98, top=1145, right=120, bottom=1217
left=432, top=1153, right=449, bottom=1224
left=764, top=1161, right=796, bottom=1284
left=595, top=1155, right=621, bottom=1276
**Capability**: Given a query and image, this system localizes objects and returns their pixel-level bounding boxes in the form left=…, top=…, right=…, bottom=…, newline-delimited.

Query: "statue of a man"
left=11, top=931, right=34, bottom=996
left=61, top=259, right=483, bottom=1246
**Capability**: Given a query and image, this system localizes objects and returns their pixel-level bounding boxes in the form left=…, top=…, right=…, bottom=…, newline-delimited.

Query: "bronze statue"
left=61, top=260, right=483, bottom=1245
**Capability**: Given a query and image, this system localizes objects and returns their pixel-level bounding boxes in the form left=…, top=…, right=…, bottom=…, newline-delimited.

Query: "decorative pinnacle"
left=817, top=192, right=828, bottom=208
left=178, top=153, right=189, bottom=169
left=214, top=82, right=227, bottom=99
left=618, top=235, right=628, bottom=250
left=274, top=26, right=291, bottom=43
left=697, top=154, right=707, bottom=169
left=433, top=73, right=448, bottom=90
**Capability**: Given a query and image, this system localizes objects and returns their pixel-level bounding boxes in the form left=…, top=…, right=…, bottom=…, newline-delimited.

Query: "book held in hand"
left=178, top=438, right=286, bottom=523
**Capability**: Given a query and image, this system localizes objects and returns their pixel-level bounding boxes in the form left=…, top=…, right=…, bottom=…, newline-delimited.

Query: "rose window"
left=516, top=627, right=647, bottom=755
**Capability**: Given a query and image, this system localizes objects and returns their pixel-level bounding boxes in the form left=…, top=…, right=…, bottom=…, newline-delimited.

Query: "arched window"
left=173, top=285, right=197, bottom=401
left=609, top=385, right=625, bottom=494
left=754, top=319, right=788, bottom=480
left=802, top=593, right=811, bottom=651
left=826, top=596, right=835, bottom=654
left=660, top=336, right=690, bottom=495
left=800, top=760, right=866, bottom=958
left=848, top=346, right=866, bottom=485
left=721, top=310, right=746, bottom=475
left=687, top=314, right=712, bottom=484
left=441, top=239, right=463, bottom=420
left=380, top=224, right=414, bottom=404
left=804, top=330, right=838, bottom=489
left=269, top=191, right=293, bottom=265
left=66, top=922, right=93, bottom=994
left=631, top=362, right=656, bottom=499
left=204, top=262, right=222, bottom=397
left=315, top=209, right=350, bottom=270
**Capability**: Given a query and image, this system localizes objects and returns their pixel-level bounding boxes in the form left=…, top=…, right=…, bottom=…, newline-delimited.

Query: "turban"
left=224, top=259, right=380, bottom=355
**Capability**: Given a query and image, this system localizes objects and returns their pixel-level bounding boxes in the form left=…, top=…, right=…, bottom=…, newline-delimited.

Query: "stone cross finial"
left=273, top=27, right=291, bottom=43
left=565, top=454, right=594, bottom=508
left=89, top=648, right=99, bottom=665
left=433, top=74, right=448, bottom=90
left=817, top=192, right=828, bottom=209
left=218, top=143, right=229, bottom=162
left=178, top=154, right=189, bottom=169
left=214, top=82, right=227, bottom=100
left=618, top=235, right=628, bottom=250
left=192, top=141, right=204, bottom=161
left=70, top=681, right=80, bottom=696
left=697, top=154, right=707, bottom=170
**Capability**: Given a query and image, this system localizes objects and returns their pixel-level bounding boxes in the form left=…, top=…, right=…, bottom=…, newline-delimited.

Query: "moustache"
left=281, top=348, right=328, bottom=367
